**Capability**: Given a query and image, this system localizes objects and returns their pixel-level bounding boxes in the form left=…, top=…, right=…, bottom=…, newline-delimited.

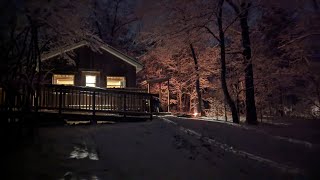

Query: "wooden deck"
left=0, top=85, right=155, bottom=123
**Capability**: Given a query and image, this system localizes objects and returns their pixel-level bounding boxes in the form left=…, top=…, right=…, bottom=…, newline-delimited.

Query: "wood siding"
left=43, top=46, right=137, bottom=88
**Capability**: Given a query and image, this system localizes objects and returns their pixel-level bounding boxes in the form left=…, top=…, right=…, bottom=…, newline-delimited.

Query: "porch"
left=0, top=85, right=155, bottom=123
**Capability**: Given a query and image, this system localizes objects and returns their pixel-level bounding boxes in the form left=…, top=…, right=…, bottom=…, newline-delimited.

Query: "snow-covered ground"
left=4, top=116, right=319, bottom=179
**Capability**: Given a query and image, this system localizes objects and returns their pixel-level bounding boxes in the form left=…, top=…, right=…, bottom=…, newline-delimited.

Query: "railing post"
left=59, top=86, right=62, bottom=115
left=78, top=89, right=81, bottom=110
left=38, top=86, right=42, bottom=111
left=149, top=95, right=153, bottom=120
left=91, top=91, right=96, bottom=124
left=34, top=90, right=39, bottom=113
left=123, top=94, right=127, bottom=119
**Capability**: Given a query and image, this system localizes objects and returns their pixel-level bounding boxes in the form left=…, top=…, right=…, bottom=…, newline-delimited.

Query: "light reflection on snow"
left=59, top=172, right=100, bottom=180
left=91, top=175, right=99, bottom=180
left=69, top=146, right=99, bottom=160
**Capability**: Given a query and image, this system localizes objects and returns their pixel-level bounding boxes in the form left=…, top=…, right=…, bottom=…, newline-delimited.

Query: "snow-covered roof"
left=41, top=41, right=143, bottom=72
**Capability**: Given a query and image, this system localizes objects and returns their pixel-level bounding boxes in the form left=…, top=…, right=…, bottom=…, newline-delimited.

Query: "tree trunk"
left=279, top=86, right=284, bottom=117
left=217, top=0, right=239, bottom=123
left=94, top=0, right=103, bottom=39
left=224, top=101, right=227, bottom=121
left=316, top=82, right=320, bottom=109
left=228, top=1, right=258, bottom=124
left=178, top=91, right=182, bottom=112
left=240, top=3, right=257, bottom=124
left=216, top=106, right=219, bottom=120
left=111, top=0, right=121, bottom=40
left=189, top=94, right=192, bottom=113
left=183, top=93, right=187, bottom=112
left=190, top=43, right=204, bottom=116
left=235, top=80, right=240, bottom=116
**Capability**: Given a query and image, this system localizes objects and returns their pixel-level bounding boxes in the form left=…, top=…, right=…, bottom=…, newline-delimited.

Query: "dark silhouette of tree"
left=216, top=0, right=239, bottom=123
left=226, top=0, right=258, bottom=124
left=190, top=43, right=204, bottom=116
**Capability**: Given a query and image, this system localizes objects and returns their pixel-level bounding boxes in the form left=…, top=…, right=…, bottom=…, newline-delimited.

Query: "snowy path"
left=160, top=116, right=304, bottom=174
left=184, top=116, right=317, bottom=148
left=160, top=116, right=320, bottom=178
left=4, top=117, right=318, bottom=179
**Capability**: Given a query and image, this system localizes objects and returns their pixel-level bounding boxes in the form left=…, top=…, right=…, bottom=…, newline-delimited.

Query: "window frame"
left=52, top=74, right=75, bottom=86
left=81, top=71, right=100, bottom=88
left=85, top=75, right=97, bottom=87
left=106, top=76, right=126, bottom=88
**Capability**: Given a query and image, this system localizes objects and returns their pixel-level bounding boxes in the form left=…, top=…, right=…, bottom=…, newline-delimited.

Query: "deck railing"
left=0, top=85, right=154, bottom=119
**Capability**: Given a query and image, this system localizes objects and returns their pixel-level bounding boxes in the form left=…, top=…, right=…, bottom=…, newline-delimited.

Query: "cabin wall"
left=44, top=46, right=137, bottom=88
left=76, top=46, right=136, bottom=88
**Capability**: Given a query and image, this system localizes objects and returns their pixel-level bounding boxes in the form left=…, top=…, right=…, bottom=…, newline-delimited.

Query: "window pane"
left=53, top=74, right=74, bottom=85
left=86, top=75, right=96, bottom=87
left=107, top=76, right=126, bottom=88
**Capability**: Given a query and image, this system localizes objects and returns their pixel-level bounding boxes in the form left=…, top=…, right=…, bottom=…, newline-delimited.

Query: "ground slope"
left=4, top=117, right=318, bottom=179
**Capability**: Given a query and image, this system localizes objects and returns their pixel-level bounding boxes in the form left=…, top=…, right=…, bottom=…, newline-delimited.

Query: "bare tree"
left=190, top=43, right=204, bottom=116
left=226, top=0, right=258, bottom=124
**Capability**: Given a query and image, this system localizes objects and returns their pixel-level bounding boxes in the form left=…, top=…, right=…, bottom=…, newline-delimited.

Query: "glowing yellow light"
left=53, top=74, right=74, bottom=85
left=86, top=75, right=96, bottom=87
left=106, top=76, right=126, bottom=88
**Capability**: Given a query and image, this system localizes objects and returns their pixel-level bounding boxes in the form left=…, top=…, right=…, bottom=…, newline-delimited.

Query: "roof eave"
left=41, top=41, right=144, bottom=72
left=41, top=41, right=88, bottom=61
left=99, top=45, right=143, bottom=72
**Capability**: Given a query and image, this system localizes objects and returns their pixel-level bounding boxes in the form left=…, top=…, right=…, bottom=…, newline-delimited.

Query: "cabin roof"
left=41, top=41, right=143, bottom=72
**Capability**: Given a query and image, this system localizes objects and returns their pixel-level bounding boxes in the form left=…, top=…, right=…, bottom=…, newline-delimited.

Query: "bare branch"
left=204, top=26, right=220, bottom=42
left=114, top=17, right=139, bottom=33
left=225, top=0, right=240, bottom=14
left=277, top=33, right=320, bottom=49
left=223, top=15, right=240, bottom=33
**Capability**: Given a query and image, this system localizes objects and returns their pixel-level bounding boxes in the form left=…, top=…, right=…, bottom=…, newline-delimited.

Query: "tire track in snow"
left=160, top=116, right=305, bottom=176
left=171, top=115, right=316, bottom=149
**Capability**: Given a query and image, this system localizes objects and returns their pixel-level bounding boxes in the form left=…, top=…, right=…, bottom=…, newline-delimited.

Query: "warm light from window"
left=106, top=76, right=126, bottom=88
left=86, top=75, right=96, bottom=87
left=52, top=74, right=74, bottom=85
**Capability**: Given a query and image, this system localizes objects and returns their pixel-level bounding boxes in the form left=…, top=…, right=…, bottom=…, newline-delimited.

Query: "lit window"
left=52, top=74, right=74, bottom=85
left=86, top=75, right=96, bottom=87
left=106, top=76, right=126, bottom=88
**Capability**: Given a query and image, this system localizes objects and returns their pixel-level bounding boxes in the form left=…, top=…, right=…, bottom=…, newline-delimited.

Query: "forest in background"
left=0, top=0, right=319, bottom=124
left=138, top=0, right=320, bottom=123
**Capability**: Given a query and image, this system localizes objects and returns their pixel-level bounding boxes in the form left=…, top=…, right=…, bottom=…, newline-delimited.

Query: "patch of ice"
left=69, top=146, right=99, bottom=160
left=89, top=151, right=99, bottom=160
left=60, top=172, right=100, bottom=180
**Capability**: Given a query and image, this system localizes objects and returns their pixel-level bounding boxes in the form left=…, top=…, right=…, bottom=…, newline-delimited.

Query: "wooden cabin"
left=0, top=41, right=154, bottom=122
left=42, top=41, right=143, bottom=90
